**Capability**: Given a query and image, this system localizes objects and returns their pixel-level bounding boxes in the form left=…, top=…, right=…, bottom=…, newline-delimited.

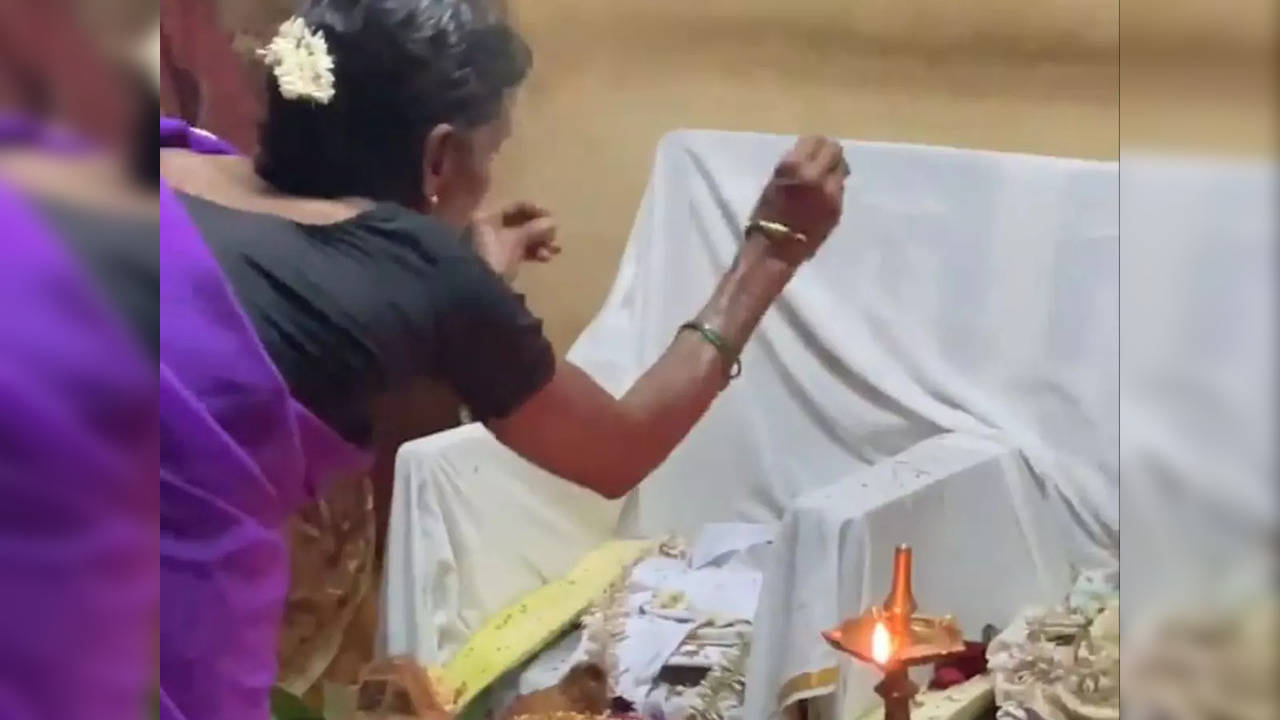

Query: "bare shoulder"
left=159, top=149, right=251, bottom=195
left=159, top=149, right=373, bottom=225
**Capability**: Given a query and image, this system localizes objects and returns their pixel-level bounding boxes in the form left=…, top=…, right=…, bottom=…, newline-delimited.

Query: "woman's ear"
left=422, top=123, right=456, bottom=204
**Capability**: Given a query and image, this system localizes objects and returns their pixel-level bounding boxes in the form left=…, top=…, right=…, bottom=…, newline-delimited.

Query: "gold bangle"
left=746, top=219, right=814, bottom=264
left=746, top=219, right=808, bottom=246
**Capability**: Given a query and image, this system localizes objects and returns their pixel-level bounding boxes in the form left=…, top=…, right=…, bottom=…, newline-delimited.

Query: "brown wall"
left=171, top=0, right=1276, bottom=353
left=491, top=0, right=1121, bottom=351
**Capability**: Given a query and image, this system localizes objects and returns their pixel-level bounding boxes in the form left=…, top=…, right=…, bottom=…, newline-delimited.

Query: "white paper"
left=614, top=614, right=697, bottom=704
left=690, top=522, right=776, bottom=569
left=516, top=629, right=584, bottom=694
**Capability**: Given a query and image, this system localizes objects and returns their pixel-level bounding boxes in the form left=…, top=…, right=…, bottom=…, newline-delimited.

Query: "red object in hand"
left=928, top=641, right=988, bottom=689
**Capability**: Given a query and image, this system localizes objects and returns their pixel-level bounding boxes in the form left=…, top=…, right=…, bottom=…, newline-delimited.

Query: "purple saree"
left=158, top=117, right=369, bottom=719
left=0, top=116, right=155, bottom=720
left=2, top=114, right=370, bottom=719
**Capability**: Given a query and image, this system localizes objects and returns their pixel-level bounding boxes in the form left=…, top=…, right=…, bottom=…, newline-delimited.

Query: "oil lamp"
left=822, top=545, right=966, bottom=720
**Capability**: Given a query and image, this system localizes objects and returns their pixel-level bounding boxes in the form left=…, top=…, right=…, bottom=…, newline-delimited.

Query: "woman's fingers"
left=503, top=201, right=550, bottom=226
left=522, top=215, right=557, bottom=241
left=485, top=201, right=560, bottom=264
left=795, top=135, right=824, bottom=162
left=520, top=215, right=560, bottom=261
left=533, top=245, right=561, bottom=262
left=823, top=171, right=845, bottom=207
left=812, top=139, right=845, bottom=177
left=530, top=243, right=561, bottom=262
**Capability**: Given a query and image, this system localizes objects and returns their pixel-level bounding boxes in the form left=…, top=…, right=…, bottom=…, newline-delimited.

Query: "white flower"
left=257, top=16, right=336, bottom=105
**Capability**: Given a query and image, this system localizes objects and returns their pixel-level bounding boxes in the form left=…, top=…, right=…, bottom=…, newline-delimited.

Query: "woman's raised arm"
left=488, top=136, right=849, bottom=498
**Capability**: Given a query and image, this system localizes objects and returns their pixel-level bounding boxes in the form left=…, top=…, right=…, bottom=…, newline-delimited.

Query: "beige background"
left=493, top=0, right=1123, bottom=352
left=204, top=0, right=1275, bottom=352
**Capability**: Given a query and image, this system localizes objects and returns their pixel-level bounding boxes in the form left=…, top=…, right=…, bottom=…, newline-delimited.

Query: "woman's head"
left=255, top=0, right=530, bottom=226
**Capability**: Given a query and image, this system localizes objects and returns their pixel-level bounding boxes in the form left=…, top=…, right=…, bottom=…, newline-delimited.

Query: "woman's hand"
left=470, top=202, right=561, bottom=283
left=750, top=135, right=849, bottom=263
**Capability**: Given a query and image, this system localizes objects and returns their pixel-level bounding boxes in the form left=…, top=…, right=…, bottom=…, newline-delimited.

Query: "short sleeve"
left=431, top=256, right=556, bottom=421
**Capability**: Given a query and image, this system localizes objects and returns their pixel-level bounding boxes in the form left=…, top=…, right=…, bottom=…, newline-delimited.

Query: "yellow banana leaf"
left=440, top=539, right=655, bottom=712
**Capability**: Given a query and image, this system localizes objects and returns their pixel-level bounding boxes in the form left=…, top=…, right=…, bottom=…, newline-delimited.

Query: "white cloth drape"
left=379, top=425, right=618, bottom=665
left=1116, top=155, right=1277, bottom=625
left=570, top=131, right=1119, bottom=573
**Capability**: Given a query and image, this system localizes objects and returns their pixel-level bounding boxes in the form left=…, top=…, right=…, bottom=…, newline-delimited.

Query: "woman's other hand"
left=750, top=135, right=850, bottom=262
left=471, top=201, right=561, bottom=283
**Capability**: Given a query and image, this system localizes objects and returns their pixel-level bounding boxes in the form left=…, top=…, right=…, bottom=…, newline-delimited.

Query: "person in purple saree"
left=155, top=1, right=849, bottom=718
left=1, top=116, right=156, bottom=719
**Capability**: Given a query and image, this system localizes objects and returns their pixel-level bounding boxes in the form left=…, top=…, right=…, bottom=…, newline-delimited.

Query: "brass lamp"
left=821, top=545, right=966, bottom=720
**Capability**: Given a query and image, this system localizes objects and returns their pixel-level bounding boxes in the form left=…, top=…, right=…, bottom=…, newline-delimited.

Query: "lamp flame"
left=871, top=620, right=893, bottom=665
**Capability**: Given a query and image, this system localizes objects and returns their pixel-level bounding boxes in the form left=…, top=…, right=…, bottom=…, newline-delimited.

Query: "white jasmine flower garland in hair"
left=258, top=17, right=336, bottom=104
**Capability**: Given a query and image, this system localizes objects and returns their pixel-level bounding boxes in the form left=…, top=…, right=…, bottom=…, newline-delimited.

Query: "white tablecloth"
left=379, top=425, right=619, bottom=665
left=743, top=433, right=1076, bottom=719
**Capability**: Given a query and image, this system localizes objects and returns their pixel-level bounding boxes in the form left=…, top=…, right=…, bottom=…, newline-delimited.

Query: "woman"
left=158, top=0, right=849, bottom=718
left=1, top=5, right=158, bottom=720
left=1, top=125, right=157, bottom=720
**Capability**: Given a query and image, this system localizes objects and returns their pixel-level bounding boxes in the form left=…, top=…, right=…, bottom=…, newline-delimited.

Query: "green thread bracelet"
left=678, top=321, right=742, bottom=379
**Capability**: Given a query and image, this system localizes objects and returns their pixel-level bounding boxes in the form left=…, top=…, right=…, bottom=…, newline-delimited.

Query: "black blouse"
left=37, top=199, right=160, bottom=360
left=85, top=193, right=552, bottom=447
